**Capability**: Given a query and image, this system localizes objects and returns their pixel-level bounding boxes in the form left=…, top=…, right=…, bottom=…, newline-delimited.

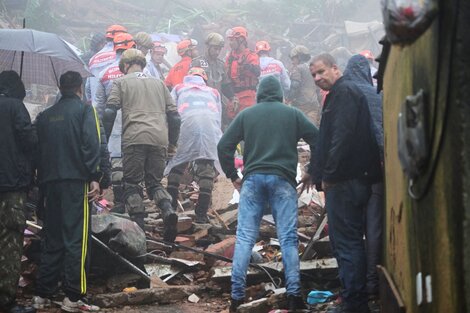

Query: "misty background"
left=0, top=0, right=383, bottom=56
left=0, top=0, right=383, bottom=115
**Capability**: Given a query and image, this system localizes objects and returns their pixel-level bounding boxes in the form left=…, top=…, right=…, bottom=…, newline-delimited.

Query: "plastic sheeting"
left=165, top=75, right=223, bottom=176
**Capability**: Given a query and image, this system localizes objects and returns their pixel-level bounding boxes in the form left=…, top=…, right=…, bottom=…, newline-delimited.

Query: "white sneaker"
left=76, top=299, right=100, bottom=312
left=61, top=297, right=80, bottom=313
left=61, top=297, right=100, bottom=312
left=32, top=295, right=51, bottom=309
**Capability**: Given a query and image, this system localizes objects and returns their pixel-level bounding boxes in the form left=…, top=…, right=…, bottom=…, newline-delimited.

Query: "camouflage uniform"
left=0, top=192, right=26, bottom=308
left=167, top=160, right=216, bottom=217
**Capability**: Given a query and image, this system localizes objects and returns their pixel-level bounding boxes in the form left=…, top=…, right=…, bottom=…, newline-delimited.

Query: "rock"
left=188, top=293, right=200, bottom=303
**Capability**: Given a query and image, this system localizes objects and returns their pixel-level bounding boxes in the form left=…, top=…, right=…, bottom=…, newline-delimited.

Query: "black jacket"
left=0, top=95, right=36, bottom=192
left=343, top=55, right=384, bottom=162
left=36, top=92, right=101, bottom=184
left=312, top=76, right=381, bottom=185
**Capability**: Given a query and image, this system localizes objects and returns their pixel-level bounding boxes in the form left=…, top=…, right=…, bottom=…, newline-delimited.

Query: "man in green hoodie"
left=217, top=76, right=318, bottom=312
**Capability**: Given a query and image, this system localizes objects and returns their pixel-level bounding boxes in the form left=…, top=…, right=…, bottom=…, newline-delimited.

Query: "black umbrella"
left=0, top=28, right=91, bottom=86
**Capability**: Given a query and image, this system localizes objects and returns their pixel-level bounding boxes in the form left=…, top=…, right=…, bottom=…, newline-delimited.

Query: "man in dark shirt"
left=34, top=71, right=101, bottom=312
left=306, top=54, right=381, bottom=313
left=218, top=76, right=318, bottom=312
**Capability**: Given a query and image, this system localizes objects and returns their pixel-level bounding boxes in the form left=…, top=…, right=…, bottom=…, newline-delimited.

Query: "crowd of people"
left=0, top=23, right=383, bottom=313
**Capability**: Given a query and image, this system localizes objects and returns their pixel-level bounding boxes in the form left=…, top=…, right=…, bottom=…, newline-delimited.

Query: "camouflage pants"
left=167, top=159, right=216, bottom=211
left=0, top=191, right=26, bottom=308
left=111, top=158, right=124, bottom=209
left=122, top=145, right=171, bottom=215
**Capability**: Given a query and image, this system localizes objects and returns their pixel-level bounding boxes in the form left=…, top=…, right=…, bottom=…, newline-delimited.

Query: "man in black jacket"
left=305, top=54, right=381, bottom=313
left=0, top=71, right=37, bottom=313
left=343, top=55, right=384, bottom=303
left=34, top=72, right=101, bottom=312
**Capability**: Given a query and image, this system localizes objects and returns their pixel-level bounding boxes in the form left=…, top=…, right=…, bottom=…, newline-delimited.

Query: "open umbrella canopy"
left=0, top=29, right=91, bottom=86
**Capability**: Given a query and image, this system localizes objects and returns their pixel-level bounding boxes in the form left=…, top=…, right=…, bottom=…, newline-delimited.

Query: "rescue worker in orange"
left=165, top=39, right=198, bottom=90
left=225, top=26, right=260, bottom=121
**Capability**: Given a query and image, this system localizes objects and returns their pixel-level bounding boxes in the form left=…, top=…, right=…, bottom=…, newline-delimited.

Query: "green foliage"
left=24, top=0, right=59, bottom=32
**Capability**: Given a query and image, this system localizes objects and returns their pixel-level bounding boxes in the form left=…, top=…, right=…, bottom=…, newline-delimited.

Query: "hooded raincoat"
left=164, top=75, right=223, bottom=175
left=343, top=54, right=384, bottom=161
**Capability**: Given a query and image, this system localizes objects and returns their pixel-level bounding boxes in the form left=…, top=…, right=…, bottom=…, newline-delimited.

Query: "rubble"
left=93, top=285, right=202, bottom=308
left=19, top=146, right=338, bottom=311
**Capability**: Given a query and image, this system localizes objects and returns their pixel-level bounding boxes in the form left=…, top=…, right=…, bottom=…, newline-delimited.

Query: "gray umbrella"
left=0, top=29, right=91, bottom=86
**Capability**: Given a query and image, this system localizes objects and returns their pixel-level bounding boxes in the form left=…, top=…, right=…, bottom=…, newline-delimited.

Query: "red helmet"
left=113, top=33, right=135, bottom=51
left=255, top=40, right=271, bottom=54
left=226, top=26, right=248, bottom=40
left=360, top=50, right=374, bottom=61
left=188, top=67, right=208, bottom=81
left=106, top=24, right=127, bottom=39
left=177, top=39, right=198, bottom=56
left=153, top=42, right=168, bottom=54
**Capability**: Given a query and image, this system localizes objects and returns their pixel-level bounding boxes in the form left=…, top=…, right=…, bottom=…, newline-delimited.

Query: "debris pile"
left=18, top=142, right=339, bottom=312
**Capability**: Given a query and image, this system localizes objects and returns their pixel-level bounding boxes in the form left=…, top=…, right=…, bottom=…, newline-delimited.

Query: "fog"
left=0, top=0, right=383, bottom=114
left=0, top=0, right=383, bottom=56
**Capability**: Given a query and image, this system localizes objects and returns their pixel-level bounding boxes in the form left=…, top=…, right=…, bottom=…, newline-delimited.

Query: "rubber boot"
left=112, top=184, right=125, bottom=214
left=130, top=212, right=146, bottom=231
left=124, top=189, right=145, bottom=230
left=159, top=199, right=178, bottom=243
left=167, top=186, right=179, bottom=210
left=195, top=193, right=210, bottom=224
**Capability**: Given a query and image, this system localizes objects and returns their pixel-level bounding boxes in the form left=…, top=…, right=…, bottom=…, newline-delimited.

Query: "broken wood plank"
left=301, top=215, right=328, bottom=261
left=211, top=208, right=230, bottom=230
left=211, top=258, right=338, bottom=282
left=188, top=227, right=210, bottom=241
left=238, top=291, right=288, bottom=313
left=219, top=209, right=238, bottom=227
left=93, top=285, right=201, bottom=308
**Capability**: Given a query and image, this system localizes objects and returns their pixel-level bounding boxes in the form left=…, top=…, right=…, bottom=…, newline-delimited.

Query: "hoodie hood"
left=343, top=54, right=373, bottom=86
left=183, top=75, right=206, bottom=85
left=256, top=76, right=283, bottom=103
left=0, top=70, right=26, bottom=100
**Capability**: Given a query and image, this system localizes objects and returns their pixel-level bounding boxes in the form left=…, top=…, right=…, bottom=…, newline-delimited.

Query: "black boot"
left=5, top=303, right=36, bottom=313
left=167, top=186, right=179, bottom=210
left=112, top=184, right=126, bottom=213
left=229, top=298, right=244, bottom=313
left=159, top=199, right=178, bottom=243
left=130, top=212, right=146, bottom=231
left=287, top=294, right=307, bottom=312
left=195, top=192, right=210, bottom=224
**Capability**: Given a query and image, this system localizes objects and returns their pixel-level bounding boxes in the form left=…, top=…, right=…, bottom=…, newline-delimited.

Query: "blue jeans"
left=325, top=179, right=370, bottom=312
left=231, top=174, right=301, bottom=300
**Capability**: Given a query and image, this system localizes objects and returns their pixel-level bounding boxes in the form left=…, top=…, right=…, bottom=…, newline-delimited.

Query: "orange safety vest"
left=225, top=48, right=260, bottom=92
left=165, top=56, right=192, bottom=89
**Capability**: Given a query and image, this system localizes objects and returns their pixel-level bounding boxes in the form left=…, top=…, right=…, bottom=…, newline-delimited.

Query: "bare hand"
left=88, top=181, right=100, bottom=202
left=299, top=173, right=313, bottom=194
left=232, top=178, right=242, bottom=192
